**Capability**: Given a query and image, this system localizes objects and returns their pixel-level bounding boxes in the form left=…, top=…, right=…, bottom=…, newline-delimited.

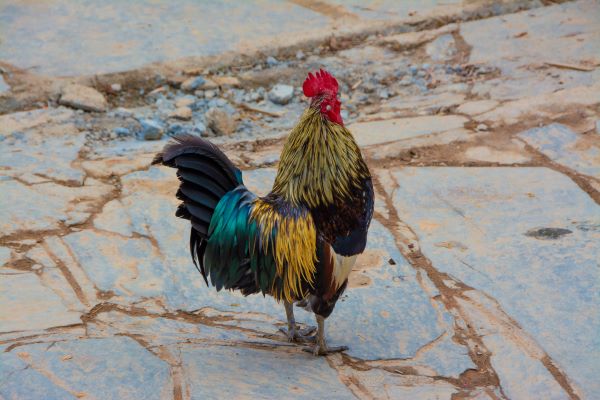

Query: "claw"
left=303, top=344, right=349, bottom=356
left=279, top=326, right=317, bottom=343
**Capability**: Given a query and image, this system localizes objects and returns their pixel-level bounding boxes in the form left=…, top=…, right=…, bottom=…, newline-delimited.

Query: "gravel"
left=139, top=119, right=164, bottom=140
left=268, top=84, right=294, bottom=105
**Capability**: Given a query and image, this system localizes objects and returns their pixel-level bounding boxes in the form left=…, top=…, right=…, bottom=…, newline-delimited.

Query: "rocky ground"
left=1, top=0, right=599, bottom=399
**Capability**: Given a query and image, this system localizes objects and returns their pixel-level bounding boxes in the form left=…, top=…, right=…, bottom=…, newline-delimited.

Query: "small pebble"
left=139, top=119, right=164, bottom=140
left=268, top=84, right=294, bottom=105
left=169, top=107, right=192, bottom=120
left=476, top=123, right=489, bottom=132
left=296, top=50, right=305, bottom=60
left=399, top=75, right=412, bottom=86
left=266, top=56, right=279, bottom=66
left=110, top=83, right=122, bottom=92
left=181, top=76, right=206, bottom=92
left=113, top=127, right=130, bottom=137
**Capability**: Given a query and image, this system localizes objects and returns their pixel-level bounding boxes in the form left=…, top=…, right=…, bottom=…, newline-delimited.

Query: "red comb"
left=302, top=69, right=339, bottom=98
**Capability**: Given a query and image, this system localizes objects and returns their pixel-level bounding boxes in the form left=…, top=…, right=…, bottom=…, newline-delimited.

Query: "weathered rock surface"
left=519, top=123, right=600, bottom=178
left=386, top=167, right=599, bottom=399
left=1, top=1, right=599, bottom=398
left=351, top=115, right=467, bottom=147
left=59, top=84, right=108, bottom=112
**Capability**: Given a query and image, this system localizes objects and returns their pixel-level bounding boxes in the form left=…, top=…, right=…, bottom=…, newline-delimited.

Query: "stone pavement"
left=1, top=0, right=599, bottom=399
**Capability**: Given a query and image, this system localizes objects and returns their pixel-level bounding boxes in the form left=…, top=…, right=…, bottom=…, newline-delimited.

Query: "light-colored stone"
left=0, top=178, right=112, bottom=236
left=425, top=33, right=456, bottom=61
left=0, top=273, right=82, bottom=332
left=367, top=129, right=473, bottom=160
left=181, top=76, right=206, bottom=91
left=0, top=247, right=11, bottom=266
left=350, top=115, right=467, bottom=147
left=59, top=84, right=107, bottom=112
left=519, top=123, right=600, bottom=178
left=456, top=100, right=498, bottom=116
left=181, top=345, right=354, bottom=399
left=168, top=106, right=192, bottom=120
left=205, top=107, right=237, bottom=135
left=5, top=337, right=172, bottom=399
left=380, top=23, right=457, bottom=50
left=0, top=74, right=9, bottom=94
left=268, top=84, right=294, bottom=105
left=80, top=154, right=154, bottom=178
left=388, top=167, right=600, bottom=399
left=378, top=91, right=465, bottom=115
left=175, top=96, right=196, bottom=108
left=212, top=76, right=240, bottom=88
left=479, top=84, right=600, bottom=126
left=464, top=146, right=529, bottom=164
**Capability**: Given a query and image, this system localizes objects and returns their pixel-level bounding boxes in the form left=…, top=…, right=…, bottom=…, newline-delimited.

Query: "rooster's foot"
left=304, top=344, right=349, bottom=356
left=279, top=326, right=317, bottom=343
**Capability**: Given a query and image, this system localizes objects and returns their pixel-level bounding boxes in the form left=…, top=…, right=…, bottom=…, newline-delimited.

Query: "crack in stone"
left=40, top=241, right=89, bottom=308
left=370, top=171, right=583, bottom=400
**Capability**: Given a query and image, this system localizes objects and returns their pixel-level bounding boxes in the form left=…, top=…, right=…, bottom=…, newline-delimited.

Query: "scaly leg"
left=279, top=301, right=316, bottom=342
left=310, top=315, right=349, bottom=356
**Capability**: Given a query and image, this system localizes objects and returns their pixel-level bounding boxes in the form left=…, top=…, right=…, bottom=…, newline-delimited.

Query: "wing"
left=331, top=177, right=374, bottom=256
left=204, top=193, right=318, bottom=302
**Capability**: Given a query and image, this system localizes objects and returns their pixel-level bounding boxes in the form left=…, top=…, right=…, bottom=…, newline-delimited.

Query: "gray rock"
left=181, top=76, right=206, bottom=92
left=205, top=108, right=237, bottom=136
left=378, top=89, right=390, bottom=99
left=296, top=50, right=305, bottom=60
left=268, top=84, right=294, bottom=105
left=266, top=56, right=279, bottom=66
left=399, top=75, right=413, bottom=86
left=138, top=119, right=164, bottom=140
left=59, top=84, right=108, bottom=112
left=596, top=120, right=600, bottom=135
left=112, top=107, right=134, bottom=118
left=0, top=74, right=10, bottom=93
left=194, top=121, right=207, bottom=135
left=409, top=65, right=418, bottom=75
left=425, top=34, right=457, bottom=61
left=167, top=123, right=186, bottom=137
left=113, top=127, right=130, bottom=137
left=476, top=123, right=489, bottom=131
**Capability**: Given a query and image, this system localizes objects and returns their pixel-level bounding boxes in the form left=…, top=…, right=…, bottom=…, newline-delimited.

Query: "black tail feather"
left=154, top=134, right=243, bottom=283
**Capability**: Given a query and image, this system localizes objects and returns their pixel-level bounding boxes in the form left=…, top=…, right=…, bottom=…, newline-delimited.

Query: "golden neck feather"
left=271, top=107, right=368, bottom=208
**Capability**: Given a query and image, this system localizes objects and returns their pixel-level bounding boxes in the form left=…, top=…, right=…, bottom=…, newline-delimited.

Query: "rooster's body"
left=154, top=70, right=373, bottom=355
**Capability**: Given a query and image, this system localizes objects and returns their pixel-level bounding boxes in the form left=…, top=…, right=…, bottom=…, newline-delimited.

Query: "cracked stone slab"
left=519, top=123, right=600, bottom=178
left=1, top=337, right=172, bottom=400
left=350, top=115, right=468, bottom=147
left=0, top=352, right=74, bottom=400
left=77, top=166, right=473, bottom=375
left=386, top=167, right=600, bottom=398
left=0, top=178, right=112, bottom=237
left=179, top=345, right=354, bottom=399
left=463, top=0, right=600, bottom=101
left=0, top=273, right=82, bottom=333
left=0, top=108, right=85, bottom=184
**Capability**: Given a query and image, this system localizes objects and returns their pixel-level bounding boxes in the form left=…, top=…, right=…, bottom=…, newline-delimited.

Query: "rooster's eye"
left=326, top=105, right=332, bottom=111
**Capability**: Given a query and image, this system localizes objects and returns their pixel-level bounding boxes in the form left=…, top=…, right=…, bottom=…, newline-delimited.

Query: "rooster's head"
left=302, top=69, right=342, bottom=126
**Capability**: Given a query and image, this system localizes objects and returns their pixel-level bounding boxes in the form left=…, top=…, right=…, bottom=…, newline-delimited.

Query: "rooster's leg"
left=311, top=315, right=349, bottom=356
left=279, top=301, right=316, bottom=342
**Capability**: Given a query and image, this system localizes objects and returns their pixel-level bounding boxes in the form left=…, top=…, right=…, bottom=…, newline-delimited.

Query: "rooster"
left=153, top=69, right=373, bottom=355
